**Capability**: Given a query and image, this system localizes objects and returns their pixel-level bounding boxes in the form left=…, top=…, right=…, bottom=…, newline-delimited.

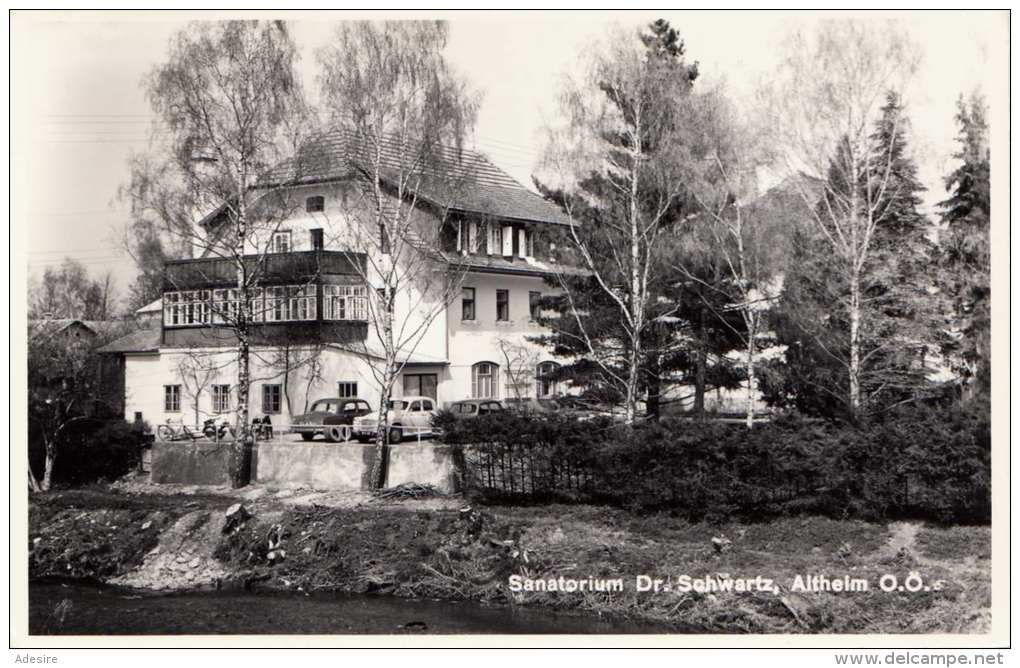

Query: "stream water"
left=30, top=581, right=670, bottom=635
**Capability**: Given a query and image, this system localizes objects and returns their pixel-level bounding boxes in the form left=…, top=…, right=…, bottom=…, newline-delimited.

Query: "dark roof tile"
left=97, top=326, right=161, bottom=354
left=262, top=130, right=572, bottom=227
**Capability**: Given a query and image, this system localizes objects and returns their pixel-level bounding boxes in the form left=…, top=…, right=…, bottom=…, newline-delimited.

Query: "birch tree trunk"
left=848, top=267, right=862, bottom=418
left=370, top=286, right=395, bottom=489
left=42, top=440, right=56, bottom=492
left=745, top=328, right=756, bottom=429
left=625, top=119, right=643, bottom=426
left=233, top=180, right=253, bottom=489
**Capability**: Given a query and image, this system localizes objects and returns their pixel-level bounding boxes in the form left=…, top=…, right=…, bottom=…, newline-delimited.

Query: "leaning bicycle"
left=156, top=419, right=200, bottom=442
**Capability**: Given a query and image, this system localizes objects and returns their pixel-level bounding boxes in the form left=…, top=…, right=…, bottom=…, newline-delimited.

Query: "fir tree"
left=937, top=92, right=991, bottom=403
left=861, top=92, right=939, bottom=407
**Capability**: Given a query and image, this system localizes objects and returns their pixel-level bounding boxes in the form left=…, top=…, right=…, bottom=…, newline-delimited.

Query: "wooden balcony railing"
left=163, top=250, right=366, bottom=290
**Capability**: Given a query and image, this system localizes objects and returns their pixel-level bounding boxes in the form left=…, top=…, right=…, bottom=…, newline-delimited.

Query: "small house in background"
left=134, top=299, right=163, bottom=328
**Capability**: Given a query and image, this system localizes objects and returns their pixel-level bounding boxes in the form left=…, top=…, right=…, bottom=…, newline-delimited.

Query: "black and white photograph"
left=10, top=8, right=1008, bottom=654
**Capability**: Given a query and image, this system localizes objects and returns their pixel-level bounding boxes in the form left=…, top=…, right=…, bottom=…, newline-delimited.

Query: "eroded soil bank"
left=28, top=483, right=991, bottom=634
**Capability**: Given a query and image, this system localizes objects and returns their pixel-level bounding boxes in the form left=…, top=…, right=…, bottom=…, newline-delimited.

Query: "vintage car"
left=447, top=399, right=506, bottom=419
left=351, top=395, right=437, bottom=444
left=290, top=397, right=373, bottom=442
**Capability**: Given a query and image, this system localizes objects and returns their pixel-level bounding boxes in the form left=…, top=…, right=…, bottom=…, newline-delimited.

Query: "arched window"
left=537, top=361, right=561, bottom=398
left=471, top=362, right=499, bottom=399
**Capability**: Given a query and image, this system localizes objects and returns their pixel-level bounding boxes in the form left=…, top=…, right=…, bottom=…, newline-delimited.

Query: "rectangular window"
left=501, top=225, right=514, bottom=256
left=211, top=385, right=231, bottom=413
left=529, top=291, right=542, bottom=321
left=486, top=223, right=501, bottom=255
left=164, top=291, right=211, bottom=327
left=262, top=384, right=282, bottom=414
left=337, top=381, right=358, bottom=398
left=288, top=285, right=316, bottom=321
left=249, top=287, right=264, bottom=323
left=163, top=292, right=180, bottom=326
left=462, top=287, right=476, bottom=321
left=403, top=374, right=438, bottom=400
left=164, top=385, right=181, bottom=412
left=468, top=222, right=479, bottom=252
left=518, top=228, right=528, bottom=259
left=271, top=231, right=292, bottom=253
left=306, top=196, right=325, bottom=213
left=258, top=285, right=316, bottom=322
left=496, top=289, right=509, bottom=322
left=324, top=284, right=368, bottom=320
left=310, top=228, right=324, bottom=250
left=264, top=286, right=286, bottom=322
left=211, top=288, right=240, bottom=324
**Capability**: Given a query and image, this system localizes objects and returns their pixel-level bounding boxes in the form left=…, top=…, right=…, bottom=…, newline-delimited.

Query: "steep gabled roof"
left=259, top=130, right=572, bottom=227
left=28, top=319, right=98, bottom=340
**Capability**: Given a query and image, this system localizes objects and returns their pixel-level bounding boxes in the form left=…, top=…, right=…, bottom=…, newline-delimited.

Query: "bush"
left=30, top=418, right=145, bottom=487
left=438, top=406, right=990, bottom=524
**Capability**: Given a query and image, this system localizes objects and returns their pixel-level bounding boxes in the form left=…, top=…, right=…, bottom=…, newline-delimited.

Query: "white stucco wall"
left=124, top=346, right=384, bottom=430
left=444, top=272, right=564, bottom=403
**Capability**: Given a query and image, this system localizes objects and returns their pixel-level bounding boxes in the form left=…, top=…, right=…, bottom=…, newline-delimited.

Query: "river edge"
left=28, top=483, right=991, bottom=634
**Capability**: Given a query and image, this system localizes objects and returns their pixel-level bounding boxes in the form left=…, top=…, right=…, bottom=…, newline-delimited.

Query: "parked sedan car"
left=351, top=395, right=438, bottom=444
left=290, top=397, right=373, bottom=442
left=448, top=399, right=506, bottom=419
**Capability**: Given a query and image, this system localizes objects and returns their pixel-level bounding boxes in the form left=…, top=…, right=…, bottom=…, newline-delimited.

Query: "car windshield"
left=311, top=400, right=337, bottom=413
left=386, top=400, right=408, bottom=410
left=455, top=403, right=476, bottom=414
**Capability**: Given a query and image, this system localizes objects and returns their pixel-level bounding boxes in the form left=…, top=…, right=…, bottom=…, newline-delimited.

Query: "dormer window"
left=306, top=196, right=325, bottom=213
left=271, top=230, right=292, bottom=253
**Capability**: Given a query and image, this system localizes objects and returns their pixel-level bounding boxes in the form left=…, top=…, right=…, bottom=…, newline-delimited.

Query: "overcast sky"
left=12, top=10, right=1007, bottom=303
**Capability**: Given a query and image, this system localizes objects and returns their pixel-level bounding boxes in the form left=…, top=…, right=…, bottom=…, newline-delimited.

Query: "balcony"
left=160, top=250, right=370, bottom=349
left=164, top=250, right=366, bottom=290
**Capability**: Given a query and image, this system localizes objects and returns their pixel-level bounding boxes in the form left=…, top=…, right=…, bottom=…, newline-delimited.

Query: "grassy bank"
left=28, top=485, right=990, bottom=633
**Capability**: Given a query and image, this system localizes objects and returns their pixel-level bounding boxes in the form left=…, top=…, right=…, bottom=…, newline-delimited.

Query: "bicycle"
left=157, top=418, right=235, bottom=442
left=156, top=419, right=201, bottom=442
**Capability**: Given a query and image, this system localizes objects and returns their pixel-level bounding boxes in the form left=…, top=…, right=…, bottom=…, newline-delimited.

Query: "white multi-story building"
left=101, top=133, right=579, bottom=429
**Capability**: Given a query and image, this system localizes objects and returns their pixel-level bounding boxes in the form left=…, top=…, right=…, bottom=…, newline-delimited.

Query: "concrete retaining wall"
left=151, top=439, right=461, bottom=493
left=150, top=441, right=232, bottom=485
left=385, top=443, right=461, bottom=493
left=255, top=442, right=376, bottom=490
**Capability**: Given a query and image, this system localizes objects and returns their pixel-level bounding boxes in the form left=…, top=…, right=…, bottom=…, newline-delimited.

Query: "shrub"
left=438, top=406, right=990, bottom=524
left=30, top=418, right=145, bottom=487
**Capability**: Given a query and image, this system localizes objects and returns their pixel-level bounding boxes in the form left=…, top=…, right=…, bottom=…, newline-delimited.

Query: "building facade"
left=103, top=135, right=578, bottom=430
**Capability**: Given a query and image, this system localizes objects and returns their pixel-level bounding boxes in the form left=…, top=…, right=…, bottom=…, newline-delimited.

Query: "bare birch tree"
left=317, top=21, right=480, bottom=487
left=539, top=25, right=698, bottom=424
left=681, top=88, right=785, bottom=428
left=761, top=20, right=920, bottom=418
left=174, top=352, right=220, bottom=428
left=123, top=20, right=309, bottom=486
